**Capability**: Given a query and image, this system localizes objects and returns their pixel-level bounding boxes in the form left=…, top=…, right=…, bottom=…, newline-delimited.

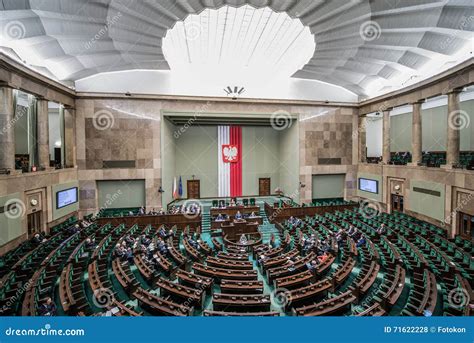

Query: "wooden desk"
left=221, top=220, right=259, bottom=240
left=96, top=214, right=201, bottom=230
left=210, top=206, right=259, bottom=217
left=212, top=293, right=271, bottom=312
left=211, top=217, right=263, bottom=230
left=220, top=280, right=264, bottom=294
left=264, top=202, right=357, bottom=223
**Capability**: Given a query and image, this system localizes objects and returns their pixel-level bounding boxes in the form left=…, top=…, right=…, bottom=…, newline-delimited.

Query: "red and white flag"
left=172, top=176, right=178, bottom=199
left=218, top=126, right=242, bottom=197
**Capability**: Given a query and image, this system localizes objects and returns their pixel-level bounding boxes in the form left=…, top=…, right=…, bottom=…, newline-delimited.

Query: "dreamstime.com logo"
left=2, top=20, right=26, bottom=41
left=4, top=198, right=26, bottom=219
left=448, top=288, right=470, bottom=309
left=93, top=109, right=115, bottom=131
left=271, top=287, right=292, bottom=309
left=270, top=110, right=292, bottom=131
left=4, top=323, right=85, bottom=337
left=359, top=20, right=381, bottom=41
left=92, top=288, right=115, bottom=308
left=359, top=199, right=382, bottom=220
left=181, top=198, right=203, bottom=220
left=448, top=110, right=470, bottom=131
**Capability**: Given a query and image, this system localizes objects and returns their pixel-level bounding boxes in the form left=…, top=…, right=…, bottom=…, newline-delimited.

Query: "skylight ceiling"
left=162, top=5, right=315, bottom=88
left=0, top=0, right=473, bottom=100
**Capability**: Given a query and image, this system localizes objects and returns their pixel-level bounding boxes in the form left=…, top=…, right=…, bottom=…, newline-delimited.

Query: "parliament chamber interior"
left=0, top=0, right=473, bottom=321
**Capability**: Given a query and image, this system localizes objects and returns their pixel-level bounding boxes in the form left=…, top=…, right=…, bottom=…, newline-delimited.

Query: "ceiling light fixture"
left=224, top=86, right=245, bottom=100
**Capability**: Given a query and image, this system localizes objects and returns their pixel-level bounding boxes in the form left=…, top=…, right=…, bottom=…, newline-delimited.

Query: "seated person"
left=335, top=233, right=344, bottom=247
left=188, top=237, right=199, bottom=250
left=85, top=237, right=96, bottom=250
left=377, top=223, right=387, bottom=235
left=114, top=244, right=125, bottom=259
left=269, top=234, right=277, bottom=248
left=234, top=211, right=243, bottom=220
left=150, top=254, right=161, bottom=270
left=140, top=234, right=151, bottom=246
left=248, top=211, right=257, bottom=218
left=39, top=297, right=57, bottom=316
left=230, top=198, right=236, bottom=206
left=124, top=247, right=133, bottom=261
left=356, top=235, right=366, bottom=247
left=158, top=226, right=167, bottom=238
left=139, top=206, right=145, bottom=215
left=317, top=252, right=330, bottom=264
left=347, top=225, right=358, bottom=237
left=32, top=233, right=46, bottom=245
left=124, top=234, right=134, bottom=245
left=158, top=208, right=166, bottom=215
left=215, top=213, right=225, bottom=222
left=346, top=225, right=355, bottom=236
left=286, top=257, right=296, bottom=272
left=257, top=254, right=267, bottom=266
left=319, top=240, right=331, bottom=253
left=305, top=260, right=318, bottom=273
left=239, top=234, right=248, bottom=245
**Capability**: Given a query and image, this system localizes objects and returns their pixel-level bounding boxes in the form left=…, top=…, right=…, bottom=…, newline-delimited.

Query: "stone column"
left=36, top=99, right=51, bottom=170
left=0, top=86, right=15, bottom=171
left=409, top=100, right=424, bottom=166
left=359, top=116, right=367, bottom=163
left=445, top=89, right=462, bottom=168
left=64, top=106, right=76, bottom=168
left=382, top=109, right=391, bottom=164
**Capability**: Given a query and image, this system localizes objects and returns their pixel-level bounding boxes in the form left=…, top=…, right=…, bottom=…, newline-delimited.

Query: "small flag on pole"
left=178, top=176, right=183, bottom=198
left=172, top=176, right=178, bottom=199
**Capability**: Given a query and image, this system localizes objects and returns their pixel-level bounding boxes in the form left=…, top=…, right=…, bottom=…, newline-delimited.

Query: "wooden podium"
left=221, top=220, right=259, bottom=240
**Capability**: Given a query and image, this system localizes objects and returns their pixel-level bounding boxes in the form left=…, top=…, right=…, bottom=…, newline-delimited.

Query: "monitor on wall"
left=56, top=187, right=78, bottom=209
left=358, top=178, right=378, bottom=194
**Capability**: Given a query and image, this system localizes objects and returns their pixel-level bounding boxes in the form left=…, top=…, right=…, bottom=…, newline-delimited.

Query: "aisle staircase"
left=257, top=208, right=280, bottom=244
left=201, top=211, right=211, bottom=233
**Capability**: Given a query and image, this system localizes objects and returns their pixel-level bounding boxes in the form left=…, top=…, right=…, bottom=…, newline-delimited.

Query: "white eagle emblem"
left=222, top=145, right=238, bottom=163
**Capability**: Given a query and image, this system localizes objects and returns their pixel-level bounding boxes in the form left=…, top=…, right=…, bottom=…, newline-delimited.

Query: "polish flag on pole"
left=172, top=176, right=178, bottom=199
left=218, top=126, right=242, bottom=197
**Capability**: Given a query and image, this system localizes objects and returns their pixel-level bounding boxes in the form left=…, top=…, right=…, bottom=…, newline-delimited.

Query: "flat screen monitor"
left=56, top=187, right=78, bottom=209
left=358, top=178, right=378, bottom=194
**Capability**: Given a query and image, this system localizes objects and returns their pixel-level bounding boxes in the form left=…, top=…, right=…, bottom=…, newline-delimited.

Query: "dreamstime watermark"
left=103, top=190, right=123, bottom=210
left=270, top=110, right=292, bottom=131
left=0, top=109, right=26, bottom=136
left=173, top=101, right=211, bottom=139
left=1, top=280, right=32, bottom=313
left=174, top=281, right=206, bottom=315
left=359, top=199, right=382, bottom=219
left=359, top=20, right=381, bottom=41
left=440, top=15, right=474, bottom=51
left=181, top=198, right=203, bottom=220
left=92, top=109, right=115, bottom=130
left=448, top=110, right=470, bottom=131
left=183, top=22, right=203, bottom=41
left=84, top=12, right=123, bottom=50
left=270, top=287, right=292, bottom=309
left=2, top=20, right=26, bottom=41
left=4, top=198, right=26, bottom=219
left=447, top=288, right=470, bottom=309
left=351, top=115, right=379, bottom=140
left=5, top=324, right=85, bottom=337
left=268, top=188, right=300, bottom=222
left=92, top=288, right=115, bottom=308
left=444, top=192, right=473, bottom=226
